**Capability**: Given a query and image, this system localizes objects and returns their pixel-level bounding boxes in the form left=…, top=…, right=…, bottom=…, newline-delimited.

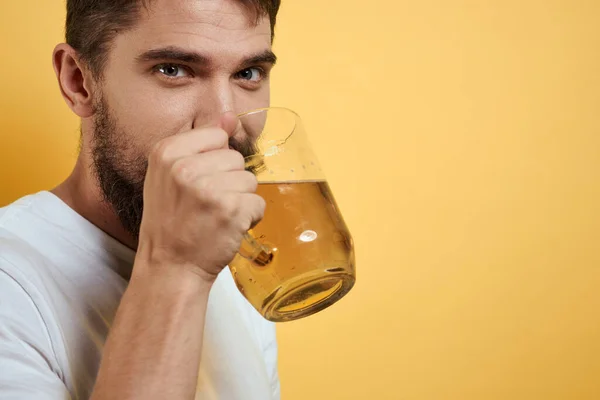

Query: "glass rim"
left=236, top=106, right=301, bottom=120
left=237, top=106, right=299, bottom=149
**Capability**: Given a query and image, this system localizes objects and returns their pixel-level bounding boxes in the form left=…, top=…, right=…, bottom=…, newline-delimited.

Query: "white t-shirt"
left=0, top=192, right=280, bottom=400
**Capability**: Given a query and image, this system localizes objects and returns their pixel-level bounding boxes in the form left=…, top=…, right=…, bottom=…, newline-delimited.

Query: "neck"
left=52, top=151, right=138, bottom=251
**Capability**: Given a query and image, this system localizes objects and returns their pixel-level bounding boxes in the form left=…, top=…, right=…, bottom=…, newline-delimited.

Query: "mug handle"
left=238, top=154, right=274, bottom=266
left=239, top=233, right=274, bottom=266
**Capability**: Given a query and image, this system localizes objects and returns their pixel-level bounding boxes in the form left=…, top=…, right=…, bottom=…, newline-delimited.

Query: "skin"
left=50, top=0, right=276, bottom=398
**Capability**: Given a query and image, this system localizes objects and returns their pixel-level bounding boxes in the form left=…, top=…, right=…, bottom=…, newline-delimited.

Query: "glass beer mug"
left=229, top=107, right=356, bottom=322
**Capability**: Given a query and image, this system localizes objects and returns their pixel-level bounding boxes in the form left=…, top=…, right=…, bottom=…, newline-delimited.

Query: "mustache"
left=228, top=136, right=257, bottom=159
left=228, top=136, right=266, bottom=175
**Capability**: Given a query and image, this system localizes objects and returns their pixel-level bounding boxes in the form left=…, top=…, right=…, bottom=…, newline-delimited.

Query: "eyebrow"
left=136, top=46, right=277, bottom=68
left=239, top=51, right=278, bottom=68
left=136, top=46, right=210, bottom=64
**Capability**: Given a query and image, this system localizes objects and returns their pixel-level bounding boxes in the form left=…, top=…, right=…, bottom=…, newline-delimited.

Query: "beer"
left=229, top=180, right=355, bottom=322
left=233, top=107, right=357, bottom=322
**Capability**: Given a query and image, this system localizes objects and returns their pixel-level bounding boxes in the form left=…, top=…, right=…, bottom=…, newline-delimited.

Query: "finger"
left=238, top=193, right=266, bottom=230
left=196, top=171, right=258, bottom=194
left=172, top=150, right=246, bottom=181
left=150, top=127, right=229, bottom=165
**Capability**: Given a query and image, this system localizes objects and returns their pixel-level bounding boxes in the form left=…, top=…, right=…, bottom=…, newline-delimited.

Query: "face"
left=89, top=0, right=274, bottom=238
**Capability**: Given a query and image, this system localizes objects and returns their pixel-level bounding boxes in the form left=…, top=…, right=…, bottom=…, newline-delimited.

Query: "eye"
left=155, top=64, right=190, bottom=78
left=236, top=67, right=264, bottom=82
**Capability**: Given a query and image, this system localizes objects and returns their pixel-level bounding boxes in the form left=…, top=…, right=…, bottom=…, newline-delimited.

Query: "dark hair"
left=66, top=0, right=281, bottom=78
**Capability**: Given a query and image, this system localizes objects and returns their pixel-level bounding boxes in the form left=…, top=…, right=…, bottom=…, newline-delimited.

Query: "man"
left=0, top=0, right=281, bottom=398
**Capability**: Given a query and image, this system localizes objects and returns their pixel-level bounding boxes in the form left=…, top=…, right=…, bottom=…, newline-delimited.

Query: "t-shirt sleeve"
left=0, top=269, right=71, bottom=400
left=261, top=321, right=280, bottom=400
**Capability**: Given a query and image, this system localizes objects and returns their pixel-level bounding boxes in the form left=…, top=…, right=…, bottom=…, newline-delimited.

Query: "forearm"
left=90, top=262, right=212, bottom=400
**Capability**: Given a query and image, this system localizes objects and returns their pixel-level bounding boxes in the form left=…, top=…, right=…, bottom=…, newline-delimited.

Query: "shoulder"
left=0, top=201, right=54, bottom=296
left=0, top=192, right=70, bottom=287
left=0, top=260, right=70, bottom=398
left=0, top=194, right=66, bottom=354
left=0, top=218, right=60, bottom=356
left=0, top=192, right=51, bottom=259
left=0, top=192, right=39, bottom=227
left=0, top=256, right=63, bottom=375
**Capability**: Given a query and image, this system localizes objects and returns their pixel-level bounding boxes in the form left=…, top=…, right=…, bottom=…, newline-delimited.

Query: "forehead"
left=114, top=0, right=272, bottom=60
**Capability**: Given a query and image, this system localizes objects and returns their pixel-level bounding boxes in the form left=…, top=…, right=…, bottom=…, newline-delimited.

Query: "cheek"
left=101, top=70, right=272, bottom=158
left=234, top=84, right=271, bottom=114
left=105, top=83, right=198, bottom=155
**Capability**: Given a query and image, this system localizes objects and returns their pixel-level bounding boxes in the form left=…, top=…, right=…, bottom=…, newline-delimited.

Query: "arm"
left=90, top=114, right=264, bottom=400
left=89, top=264, right=211, bottom=400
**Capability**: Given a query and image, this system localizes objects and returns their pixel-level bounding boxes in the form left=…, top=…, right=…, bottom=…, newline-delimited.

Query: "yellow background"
left=2, top=1, right=600, bottom=399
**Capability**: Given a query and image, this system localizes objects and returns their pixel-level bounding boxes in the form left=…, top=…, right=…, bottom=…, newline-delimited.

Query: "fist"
left=136, top=115, right=265, bottom=282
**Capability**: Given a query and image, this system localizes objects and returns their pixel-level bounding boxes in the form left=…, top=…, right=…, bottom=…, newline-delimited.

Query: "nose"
left=219, top=111, right=242, bottom=139
left=191, top=77, right=236, bottom=132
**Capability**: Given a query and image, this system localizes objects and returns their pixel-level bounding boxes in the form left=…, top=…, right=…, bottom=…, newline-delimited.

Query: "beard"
left=91, top=95, right=258, bottom=242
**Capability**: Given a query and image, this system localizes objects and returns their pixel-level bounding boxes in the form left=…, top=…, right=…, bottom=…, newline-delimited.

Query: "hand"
left=135, top=113, right=265, bottom=283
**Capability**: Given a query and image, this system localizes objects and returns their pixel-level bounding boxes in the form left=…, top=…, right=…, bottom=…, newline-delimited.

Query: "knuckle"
left=171, top=159, right=194, bottom=184
left=244, top=194, right=266, bottom=230
left=244, top=171, right=259, bottom=192
left=219, top=194, right=240, bottom=216
left=150, top=138, right=174, bottom=165
left=229, top=150, right=245, bottom=170
left=255, top=195, right=266, bottom=216
left=194, top=182, right=229, bottom=212
left=196, top=176, right=216, bottom=196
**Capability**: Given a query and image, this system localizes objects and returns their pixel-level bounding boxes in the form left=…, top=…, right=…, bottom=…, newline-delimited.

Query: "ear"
left=52, top=43, right=96, bottom=118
